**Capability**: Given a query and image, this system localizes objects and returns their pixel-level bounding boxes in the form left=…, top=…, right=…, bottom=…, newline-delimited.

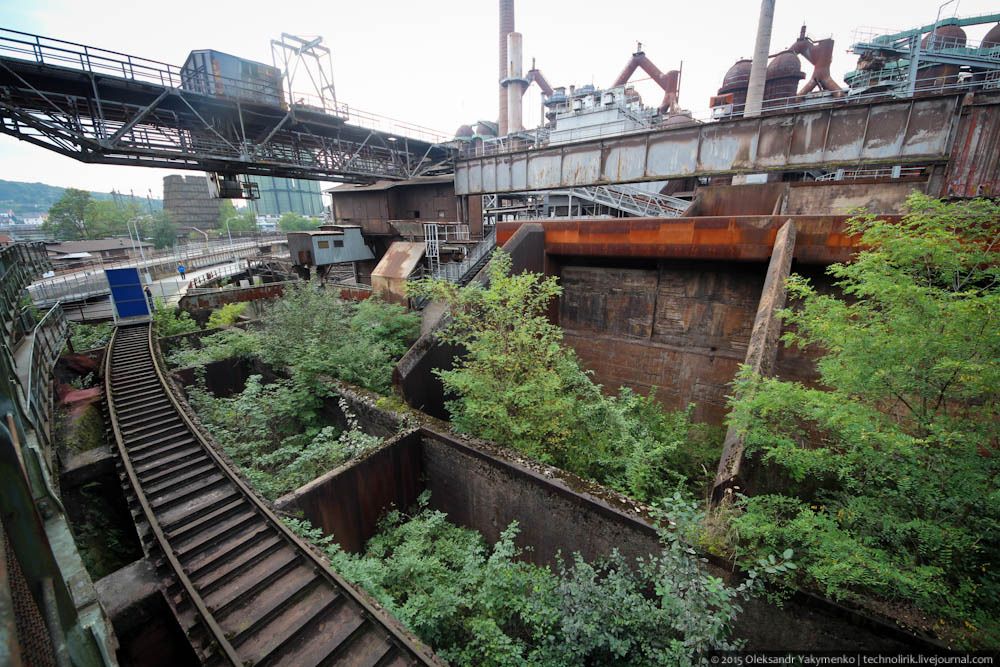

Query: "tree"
left=224, top=207, right=258, bottom=233
left=45, top=188, right=92, bottom=239
left=725, top=193, right=1000, bottom=643
left=83, top=199, right=136, bottom=238
left=217, top=199, right=236, bottom=228
left=148, top=211, right=177, bottom=249
left=278, top=211, right=318, bottom=232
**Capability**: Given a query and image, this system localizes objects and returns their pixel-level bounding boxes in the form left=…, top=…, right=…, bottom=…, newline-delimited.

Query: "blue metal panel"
left=105, top=268, right=149, bottom=319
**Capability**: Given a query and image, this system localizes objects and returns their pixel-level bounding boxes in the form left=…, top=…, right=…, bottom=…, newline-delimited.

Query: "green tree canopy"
left=224, top=207, right=258, bottom=233
left=148, top=211, right=176, bottom=249
left=278, top=211, right=318, bottom=232
left=726, top=192, right=1000, bottom=645
left=45, top=188, right=92, bottom=239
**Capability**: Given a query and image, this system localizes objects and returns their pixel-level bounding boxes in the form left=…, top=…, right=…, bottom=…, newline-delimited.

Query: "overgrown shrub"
left=206, top=302, right=247, bottom=328
left=256, top=283, right=419, bottom=394
left=166, top=328, right=259, bottom=368
left=187, top=375, right=380, bottom=499
left=152, top=300, right=199, bottom=337
left=725, top=193, right=1000, bottom=646
left=408, top=250, right=721, bottom=500
left=68, top=321, right=114, bottom=351
left=287, top=492, right=765, bottom=666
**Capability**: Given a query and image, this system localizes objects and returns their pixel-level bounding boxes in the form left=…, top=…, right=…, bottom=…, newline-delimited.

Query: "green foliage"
left=206, top=302, right=248, bottom=329
left=408, top=250, right=720, bottom=499
left=45, top=188, right=92, bottom=239
left=256, top=283, right=419, bottom=394
left=278, top=211, right=319, bottom=231
left=166, top=328, right=259, bottom=368
left=224, top=207, right=258, bottom=233
left=152, top=301, right=200, bottom=337
left=217, top=199, right=236, bottom=228
left=69, top=481, right=141, bottom=580
left=725, top=194, right=1000, bottom=644
left=287, top=492, right=758, bottom=666
left=189, top=377, right=380, bottom=499
left=68, top=321, right=114, bottom=351
left=149, top=210, right=176, bottom=249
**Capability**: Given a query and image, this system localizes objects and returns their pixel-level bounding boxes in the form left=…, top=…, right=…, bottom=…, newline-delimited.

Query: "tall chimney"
left=744, top=0, right=775, bottom=118
left=499, top=0, right=515, bottom=135
left=506, top=32, right=525, bottom=133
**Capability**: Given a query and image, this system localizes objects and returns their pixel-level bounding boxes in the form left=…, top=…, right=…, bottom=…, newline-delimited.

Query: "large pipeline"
left=789, top=27, right=843, bottom=95
left=612, top=50, right=680, bottom=113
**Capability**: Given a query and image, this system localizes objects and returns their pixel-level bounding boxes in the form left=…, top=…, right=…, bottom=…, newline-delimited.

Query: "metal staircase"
left=554, top=183, right=690, bottom=217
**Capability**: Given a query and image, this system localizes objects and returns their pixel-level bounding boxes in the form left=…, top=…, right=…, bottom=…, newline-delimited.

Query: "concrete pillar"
left=506, top=32, right=525, bottom=134
left=712, top=219, right=796, bottom=504
left=498, top=0, right=515, bottom=136
left=744, top=0, right=776, bottom=118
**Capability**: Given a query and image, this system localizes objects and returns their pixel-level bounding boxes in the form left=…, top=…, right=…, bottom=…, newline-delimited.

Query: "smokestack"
left=506, top=32, right=525, bottom=133
left=499, top=0, right=514, bottom=135
left=744, top=0, right=775, bottom=117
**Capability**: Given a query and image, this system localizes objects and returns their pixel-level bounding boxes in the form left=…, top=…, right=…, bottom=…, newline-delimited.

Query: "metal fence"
left=25, top=302, right=68, bottom=453
left=430, top=228, right=497, bottom=284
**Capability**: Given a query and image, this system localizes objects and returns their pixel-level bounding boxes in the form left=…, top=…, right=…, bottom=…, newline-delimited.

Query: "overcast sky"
left=1, top=0, right=997, bottom=200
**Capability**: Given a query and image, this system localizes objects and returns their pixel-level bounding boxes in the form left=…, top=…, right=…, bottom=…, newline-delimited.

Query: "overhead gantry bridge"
left=0, top=28, right=455, bottom=186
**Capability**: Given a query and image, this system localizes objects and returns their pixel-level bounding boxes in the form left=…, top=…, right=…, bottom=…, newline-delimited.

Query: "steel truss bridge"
left=0, top=28, right=455, bottom=185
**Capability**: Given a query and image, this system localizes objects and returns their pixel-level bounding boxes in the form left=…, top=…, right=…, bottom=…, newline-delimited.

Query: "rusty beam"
left=497, top=215, right=868, bottom=265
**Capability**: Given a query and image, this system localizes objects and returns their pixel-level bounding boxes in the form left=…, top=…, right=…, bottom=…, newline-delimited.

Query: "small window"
left=437, top=210, right=446, bottom=218
left=411, top=210, right=421, bottom=219
left=333, top=240, right=344, bottom=248
left=317, top=240, right=330, bottom=249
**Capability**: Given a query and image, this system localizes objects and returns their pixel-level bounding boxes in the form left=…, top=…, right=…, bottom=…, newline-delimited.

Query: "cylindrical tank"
left=719, top=59, right=753, bottom=108
left=919, top=24, right=966, bottom=89
left=764, top=51, right=805, bottom=106
left=474, top=120, right=498, bottom=138
left=973, top=23, right=1000, bottom=84
left=454, top=124, right=474, bottom=140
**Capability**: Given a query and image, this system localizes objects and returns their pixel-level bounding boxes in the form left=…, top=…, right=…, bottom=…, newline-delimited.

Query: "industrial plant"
left=1, top=0, right=999, bottom=665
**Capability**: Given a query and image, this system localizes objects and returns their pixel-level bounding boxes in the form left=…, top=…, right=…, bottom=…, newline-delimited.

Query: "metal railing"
left=25, top=302, right=68, bottom=450
left=555, top=184, right=689, bottom=217
left=0, top=27, right=450, bottom=146
left=815, top=165, right=927, bottom=181
left=430, top=227, right=497, bottom=284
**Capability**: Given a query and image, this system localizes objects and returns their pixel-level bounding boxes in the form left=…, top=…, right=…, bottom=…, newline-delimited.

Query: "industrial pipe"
left=612, top=50, right=680, bottom=113
left=745, top=0, right=776, bottom=117
left=527, top=66, right=554, bottom=97
left=789, top=26, right=844, bottom=95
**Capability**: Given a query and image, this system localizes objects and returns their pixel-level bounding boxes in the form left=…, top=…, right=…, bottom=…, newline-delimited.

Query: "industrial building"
left=162, top=174, right=222, bottom=231
left=249, top=176, right=324, bottom=217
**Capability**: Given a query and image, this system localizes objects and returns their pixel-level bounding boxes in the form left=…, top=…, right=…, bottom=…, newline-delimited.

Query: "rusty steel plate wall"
left=456, top=95, right=963, bottom=195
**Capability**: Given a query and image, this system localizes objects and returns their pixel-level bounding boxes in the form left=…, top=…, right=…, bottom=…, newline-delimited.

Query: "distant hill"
left=0, top=179, right=163, bottom=218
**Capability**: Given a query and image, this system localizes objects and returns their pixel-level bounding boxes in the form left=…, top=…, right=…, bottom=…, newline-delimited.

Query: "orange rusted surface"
left=498, top=215, right=875, bottom=265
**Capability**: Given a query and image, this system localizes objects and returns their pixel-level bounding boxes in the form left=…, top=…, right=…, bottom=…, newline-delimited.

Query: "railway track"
left=104, top=323, right=438, bottom=666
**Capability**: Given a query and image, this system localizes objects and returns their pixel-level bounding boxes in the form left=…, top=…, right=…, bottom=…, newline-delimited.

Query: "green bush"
left=206, top=302, right=247, bottom=329
left=152, top=300, right=200, bottom=337
left=287, top=492, right=763, bottom=666
left=67, top=321, right=114, bottom=351
left=408, top=250, right=721, bottom=501
left=725, top=194, right=1000, bottom=645
left=188, top=375, right=380, bottom=499
left=166, top=328, right=259, bottom=369
left=256, top=283, right=419, bottom=394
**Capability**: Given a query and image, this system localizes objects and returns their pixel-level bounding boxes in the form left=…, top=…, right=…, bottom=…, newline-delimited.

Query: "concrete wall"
left=783, top=179, right=924, bottom=215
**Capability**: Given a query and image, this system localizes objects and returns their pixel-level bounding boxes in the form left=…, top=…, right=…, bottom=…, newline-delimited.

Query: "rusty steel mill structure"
left=4, top=0, right=1000, bottom=665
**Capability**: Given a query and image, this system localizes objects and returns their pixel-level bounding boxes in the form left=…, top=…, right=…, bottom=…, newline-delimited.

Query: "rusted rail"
left=104, top=323, right=439, bottom=666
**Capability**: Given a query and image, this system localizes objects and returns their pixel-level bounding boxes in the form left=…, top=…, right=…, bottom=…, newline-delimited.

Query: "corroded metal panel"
left=786, top=110, right=830, bottom=163
left=561, top=145, right=602, bottom=186
left=496, top=155, right=512, bottom=191
left=457, top=93, right=976, bottom=194
left=646, top=127, right=700, bottom=177
left=604, top=135, right=647, bottom=182
left=697, top=122, right=759, bottom=172
left=526, top=152, right=562, bottom=189
left=822, top=106, right=869, bottom=162
left=511, top=153, right=528, bottom=190
left=902, top=97, right=958, bottom=156
left=480, top=157, right=497, bottom=192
